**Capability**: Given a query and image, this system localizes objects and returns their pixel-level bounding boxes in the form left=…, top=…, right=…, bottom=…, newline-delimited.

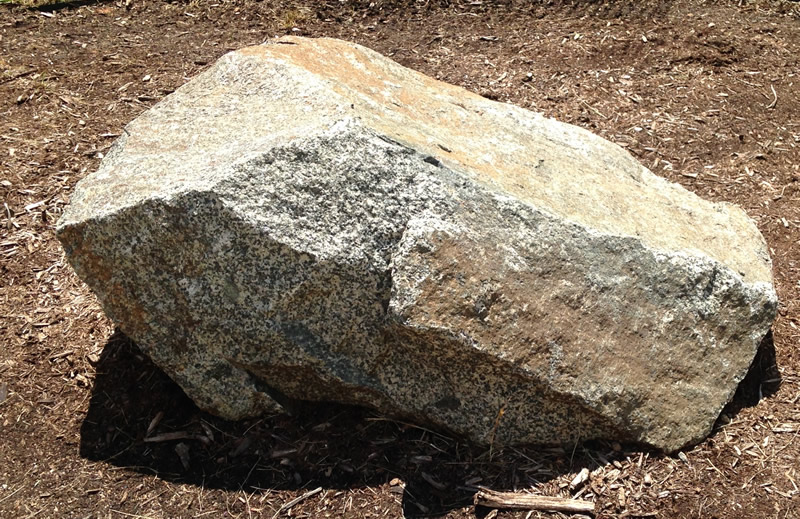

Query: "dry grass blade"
left=0, top=485, right=24, bottom=505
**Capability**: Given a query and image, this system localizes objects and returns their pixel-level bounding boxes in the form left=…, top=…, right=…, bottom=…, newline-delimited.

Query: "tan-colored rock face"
left=241, top=37, right=772, bottom=284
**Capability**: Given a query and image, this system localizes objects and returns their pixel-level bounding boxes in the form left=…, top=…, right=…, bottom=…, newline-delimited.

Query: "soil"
left=1, top=0, right=799, bottom=517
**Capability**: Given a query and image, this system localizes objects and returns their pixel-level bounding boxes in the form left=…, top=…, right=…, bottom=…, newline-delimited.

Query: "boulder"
left=56, top=36, right=777, bottom=452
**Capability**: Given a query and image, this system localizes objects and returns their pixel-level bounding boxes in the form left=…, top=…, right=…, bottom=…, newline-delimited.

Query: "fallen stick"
left=474, top=487, right=595, bottom=515
left=143, top=431, right=194, bottom=443
left=271, top=487, right=322, bottom=518
left=0, top=69, right=35, bottom=86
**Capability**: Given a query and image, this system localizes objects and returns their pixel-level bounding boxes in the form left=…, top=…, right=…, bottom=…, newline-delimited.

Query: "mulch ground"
left=1, top=0, right=799, bottom=517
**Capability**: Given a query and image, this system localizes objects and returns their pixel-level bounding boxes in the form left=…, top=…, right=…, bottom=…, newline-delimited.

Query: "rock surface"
left=56, top=36, right=777, bottom=452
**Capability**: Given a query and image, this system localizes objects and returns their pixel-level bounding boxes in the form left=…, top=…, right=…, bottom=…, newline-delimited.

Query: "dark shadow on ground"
left=78, top=331, right=627, bottom=516
left=30, top=0, right=114, bottom=12
left=80, top=328, right=780, bottom=517
left=720, top=331, right=781, bottom=418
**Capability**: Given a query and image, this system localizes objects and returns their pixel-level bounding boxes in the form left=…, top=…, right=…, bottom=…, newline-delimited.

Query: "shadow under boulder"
left=79, top=325, right=780, bottom=516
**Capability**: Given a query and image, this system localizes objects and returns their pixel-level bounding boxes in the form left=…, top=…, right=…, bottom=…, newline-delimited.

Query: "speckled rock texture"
left=56, top=36, right=778, bottom=452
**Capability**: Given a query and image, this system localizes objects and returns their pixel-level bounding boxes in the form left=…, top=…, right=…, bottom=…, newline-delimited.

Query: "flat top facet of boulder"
left=57, top=36, right=777, bottom=452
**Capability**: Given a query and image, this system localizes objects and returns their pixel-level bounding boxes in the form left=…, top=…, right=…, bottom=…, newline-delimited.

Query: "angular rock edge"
left=56, top=36, right=778, bottom=452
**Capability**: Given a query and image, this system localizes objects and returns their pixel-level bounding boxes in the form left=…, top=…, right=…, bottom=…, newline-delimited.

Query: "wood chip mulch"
left=1, top=0, right=799, bottom=517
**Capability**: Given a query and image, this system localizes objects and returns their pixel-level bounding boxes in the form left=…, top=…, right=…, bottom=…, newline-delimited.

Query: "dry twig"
left=271, top=487, right=322, bottom=518
left=474, top=487, right=595, bottom=515
left=766, top=84, right=778, bottom=109
left=0, top=68, right=35, bottom=86
left=143, top=431, right=194, bottom=443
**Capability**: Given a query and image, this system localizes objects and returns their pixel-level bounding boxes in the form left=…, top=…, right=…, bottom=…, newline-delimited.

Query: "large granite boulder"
left=57, top=36, right=777, bottom=452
